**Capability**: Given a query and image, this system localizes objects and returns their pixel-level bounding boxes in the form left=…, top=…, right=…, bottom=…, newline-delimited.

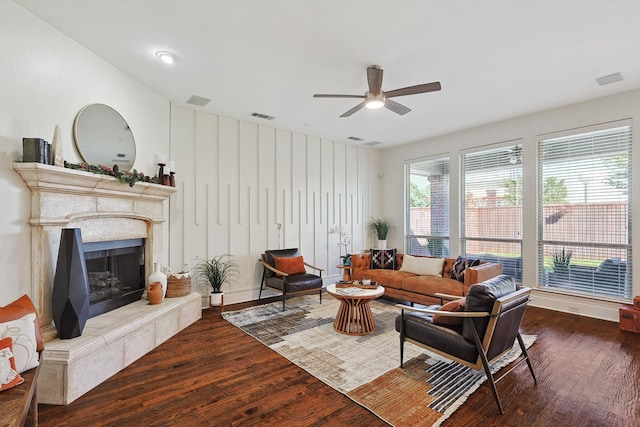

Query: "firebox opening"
left=83, top=238, right=145, bottom=318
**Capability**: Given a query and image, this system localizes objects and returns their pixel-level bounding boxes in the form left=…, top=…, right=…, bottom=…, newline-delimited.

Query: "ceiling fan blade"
left=384, top=82, right=441, bottom=98
left=313, top=94, right=365, bottom=99
left=340, top=101, right=366, bottom=117
left=384, top=99, right=411, bottom=115
left=367, top=65, right=383, bottom=95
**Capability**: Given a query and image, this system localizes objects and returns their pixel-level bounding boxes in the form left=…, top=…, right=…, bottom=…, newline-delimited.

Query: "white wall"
left=168, top=106, right=380, bottom=304
left=379, top=89, right=640, bottom=321
left=0, top=1, right=170, bottom=305
left=0, top=1, right=382, bottom=310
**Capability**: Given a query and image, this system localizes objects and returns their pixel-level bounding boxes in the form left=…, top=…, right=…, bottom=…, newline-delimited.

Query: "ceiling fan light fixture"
left=365, top=93, right=385, bottom=109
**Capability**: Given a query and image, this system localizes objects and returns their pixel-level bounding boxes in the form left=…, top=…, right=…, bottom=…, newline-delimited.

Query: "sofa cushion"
left=402, top=275, right=465, bottom=297
left=0, top=295, right=44, bottom=352
left=0, top=313, right=39, bottom=374
left=451, top=256, right=481, bottom=283
left=0, top=337, right=25, bottom=392
left=432, top=298, right=466, bottom=326
left=371, top=249, right=396, bottom=269
left=363, top=269, right=415, bottom=290
left=400, top=255, right=444, bottom=276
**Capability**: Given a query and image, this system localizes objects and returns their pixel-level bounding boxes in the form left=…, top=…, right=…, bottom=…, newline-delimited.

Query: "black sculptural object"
left=52, top=228, right=90, bottom=339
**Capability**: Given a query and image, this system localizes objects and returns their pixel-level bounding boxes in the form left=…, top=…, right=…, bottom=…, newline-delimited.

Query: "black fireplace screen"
left=83, top=238, right=145, bottom=318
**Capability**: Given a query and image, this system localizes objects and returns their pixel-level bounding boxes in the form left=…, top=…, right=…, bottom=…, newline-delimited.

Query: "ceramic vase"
left=147, top=282, right=163, bottom=305
left=377, top=239, right=387, bottom=249
left=148, top=262, right=167, bottom=300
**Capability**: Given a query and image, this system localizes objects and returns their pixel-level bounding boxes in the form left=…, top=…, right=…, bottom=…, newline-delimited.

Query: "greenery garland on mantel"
left=64, top=162, right=161, bottom=187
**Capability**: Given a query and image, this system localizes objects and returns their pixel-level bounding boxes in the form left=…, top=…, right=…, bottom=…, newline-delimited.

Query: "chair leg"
left=319, top=288, right=322, bottom=304
left=517, top=332, right=537, bottom=385
left=282, top=289, right=286, bottom=311
left=399, top=309, right=405, bottom=368
left=259, top=270, right=265, bottom=302
left=472, top=325, right=504, bottom=415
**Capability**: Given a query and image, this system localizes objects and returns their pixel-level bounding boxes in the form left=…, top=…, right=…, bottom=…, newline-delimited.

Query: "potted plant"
left=548, top=247, right=572, bottom=286
left=194, top=254, right=239, bottom=306
left=368, top=217, right=393, bottom=249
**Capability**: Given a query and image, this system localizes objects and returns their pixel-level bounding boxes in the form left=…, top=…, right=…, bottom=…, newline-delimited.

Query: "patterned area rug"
left=222, top=295, right=536, bottom=426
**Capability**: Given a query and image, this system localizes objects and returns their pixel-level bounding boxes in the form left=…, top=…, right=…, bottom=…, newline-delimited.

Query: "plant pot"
left=377, top=239, right=387, bottom=249
left=210, top=291, right=224, bottom=307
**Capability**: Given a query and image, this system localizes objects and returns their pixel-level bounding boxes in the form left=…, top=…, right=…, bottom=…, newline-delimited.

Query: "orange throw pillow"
left=273, top=256, right=306, bottom=277
left=0, top=295, right=44, bottom=352
left=432, top=297, right=466, bottom=326
left=0, top=336, right=25, bottom=392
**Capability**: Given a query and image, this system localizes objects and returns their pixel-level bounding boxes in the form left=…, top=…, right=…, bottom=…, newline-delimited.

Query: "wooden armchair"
left=259, top=248, right=324, bottom=311
left=395, top=275, right=536, bottom=414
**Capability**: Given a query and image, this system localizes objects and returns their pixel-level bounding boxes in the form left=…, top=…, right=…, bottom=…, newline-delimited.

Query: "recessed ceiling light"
left=155, top=51, right=175, bottom=64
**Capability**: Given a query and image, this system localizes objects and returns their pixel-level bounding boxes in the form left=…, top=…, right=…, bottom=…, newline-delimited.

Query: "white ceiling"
left=15, top=0, right=640, bottom=148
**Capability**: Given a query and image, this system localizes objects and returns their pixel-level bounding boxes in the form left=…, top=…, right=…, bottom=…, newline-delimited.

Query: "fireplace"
left=84, top=238, right=145, bottom=317
left=14, top=163, right=201, bottom=406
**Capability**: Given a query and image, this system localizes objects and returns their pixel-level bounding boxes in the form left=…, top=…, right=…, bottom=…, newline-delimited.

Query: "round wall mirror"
left=73, top=104, right=136, bottom=171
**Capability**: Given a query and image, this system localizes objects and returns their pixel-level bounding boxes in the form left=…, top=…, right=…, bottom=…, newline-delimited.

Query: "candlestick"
left=169, top=171, right=175, bottom=187
left=157, top=163, right=166, bottom=184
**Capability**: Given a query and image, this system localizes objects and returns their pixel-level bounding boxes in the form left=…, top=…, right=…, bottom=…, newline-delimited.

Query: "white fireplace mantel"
left=13, top=162, right=200, bottom=405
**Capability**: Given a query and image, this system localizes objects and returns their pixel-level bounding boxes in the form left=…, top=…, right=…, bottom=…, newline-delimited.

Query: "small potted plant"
left=194, top=254, right=239, bottom=306
left=368, top=217, right=393, bottom=249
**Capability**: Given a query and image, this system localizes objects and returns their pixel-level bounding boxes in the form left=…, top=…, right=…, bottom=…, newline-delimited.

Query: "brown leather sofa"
left=350, top=253, right=503, bottom=305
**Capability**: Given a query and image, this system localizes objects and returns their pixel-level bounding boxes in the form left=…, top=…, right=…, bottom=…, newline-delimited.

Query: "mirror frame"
left=73, top=104, right=136, bottom=171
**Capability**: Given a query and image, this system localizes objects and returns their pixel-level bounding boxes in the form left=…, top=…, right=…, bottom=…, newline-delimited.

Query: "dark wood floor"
left=38, top=299, right=640, bottom=426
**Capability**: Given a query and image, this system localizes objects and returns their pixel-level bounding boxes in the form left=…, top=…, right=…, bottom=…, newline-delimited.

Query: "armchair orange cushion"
left=0, top=295, right=43, bottom=352
left=273, top=256, right=307, bottom=277
left=432, top=297, right=466, bottom=326
left=0, top=336, right=25, bottom=392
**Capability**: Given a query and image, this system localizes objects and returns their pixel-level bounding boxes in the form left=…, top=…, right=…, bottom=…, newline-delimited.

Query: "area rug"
left=222, top=295, right=536, bottom=426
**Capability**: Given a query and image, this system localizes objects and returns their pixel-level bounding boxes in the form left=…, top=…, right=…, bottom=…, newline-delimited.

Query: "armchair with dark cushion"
left=395, top=274, right=536, bottom=414
left=259, top=248, right=324, bottom=311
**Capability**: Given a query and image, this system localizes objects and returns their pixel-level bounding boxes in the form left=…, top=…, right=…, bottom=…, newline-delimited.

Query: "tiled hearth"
left=13, top=163, right=201, bottom=404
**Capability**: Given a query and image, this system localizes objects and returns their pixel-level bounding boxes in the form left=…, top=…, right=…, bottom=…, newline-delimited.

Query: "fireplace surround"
left=13, top=162, right=201, bottom=404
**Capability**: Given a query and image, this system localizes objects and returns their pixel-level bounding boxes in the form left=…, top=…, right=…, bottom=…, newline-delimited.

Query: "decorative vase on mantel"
left=147, top=282, right=163, bottom=305
left=148, top=262, right=167, bottom=301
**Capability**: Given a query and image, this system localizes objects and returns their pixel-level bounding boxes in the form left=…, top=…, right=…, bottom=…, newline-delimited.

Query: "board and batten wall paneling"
left=170, top=105, right=378, bottom=305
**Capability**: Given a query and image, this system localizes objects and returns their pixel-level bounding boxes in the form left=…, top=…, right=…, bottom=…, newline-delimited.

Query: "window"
left=461, top=143, right=523, bottom=281
left=405, top=156, right=450, bottom=256
left=538, top=124, right=632, bottom=299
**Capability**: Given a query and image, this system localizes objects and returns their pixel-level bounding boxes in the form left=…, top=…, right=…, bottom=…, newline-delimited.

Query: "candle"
left=155, top=153, right=165, bottom=164
left=168, top=161, right=175, bottom=173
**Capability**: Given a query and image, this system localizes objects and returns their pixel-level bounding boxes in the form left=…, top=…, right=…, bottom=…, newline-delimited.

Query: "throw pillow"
left=0, top=313, right=39, bottom=373
left=273, top=256, right=307, bottom=277
left=0, top=295, right=44, bottom=352
left=370, top=249, right=396, bottom=270
left=0, top=336, right=24, bottom=392
left=432, top=297, right=466, bottom=326
left=399, top=255, right=444, bottom=277
left=451, top=256, right=481, bottom=283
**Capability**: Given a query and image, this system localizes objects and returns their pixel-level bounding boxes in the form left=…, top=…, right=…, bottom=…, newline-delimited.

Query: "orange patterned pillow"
left=273, top=256, right=306, bottom=277
left=0, top=295, right=43, bottom=352
left=432, top=297, right=466, bottom=326
left=0, top=336, right=25, bottom=392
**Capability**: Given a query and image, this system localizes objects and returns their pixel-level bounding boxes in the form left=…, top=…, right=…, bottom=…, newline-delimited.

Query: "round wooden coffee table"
left=326, top=283, right=385, bottom=335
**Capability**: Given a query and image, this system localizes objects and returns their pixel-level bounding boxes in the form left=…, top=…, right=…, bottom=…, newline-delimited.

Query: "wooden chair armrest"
left=303, top=261, right=324, bottom=272
left=260, top=260, right=288, bottom=276
left=396, top=304, right=490, bottom=318
left=434, top=292, right=462, bottom=302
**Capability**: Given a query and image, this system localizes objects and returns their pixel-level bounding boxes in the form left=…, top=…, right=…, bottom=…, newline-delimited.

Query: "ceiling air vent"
left=364, top=141, right=383, bottom=147
left=347, top=136, right=364, bottom=141
left=595, top=72, right=624, bottom=86
left=186, top=95, right=211, bottom=107
left=251, top=112, right=275, bottom=120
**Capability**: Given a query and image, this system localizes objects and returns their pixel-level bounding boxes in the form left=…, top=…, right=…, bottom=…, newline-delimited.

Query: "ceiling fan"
left=313, top=65, right=441, bottom=117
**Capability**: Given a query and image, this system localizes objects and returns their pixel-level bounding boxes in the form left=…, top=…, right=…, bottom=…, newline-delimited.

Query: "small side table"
left=337, top=265, right=352, bottom=281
